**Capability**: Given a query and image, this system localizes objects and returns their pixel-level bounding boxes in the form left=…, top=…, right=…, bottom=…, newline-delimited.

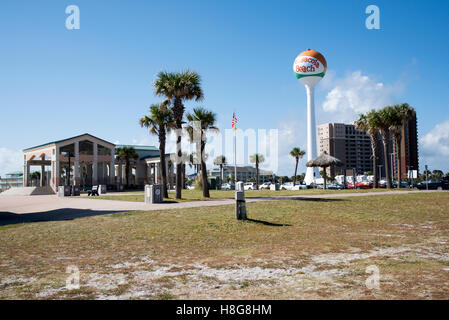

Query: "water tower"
left=293, top=49, right=327, bottom=185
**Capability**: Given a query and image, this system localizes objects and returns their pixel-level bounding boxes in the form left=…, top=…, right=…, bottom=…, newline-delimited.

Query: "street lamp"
left=377, top=164, right=383, bottom=184
left=389, top=152, right=396, bottom=182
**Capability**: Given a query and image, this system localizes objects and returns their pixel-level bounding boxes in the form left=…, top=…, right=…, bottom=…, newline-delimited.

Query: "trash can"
left=145, top=184, right=163, bottom=204
left=71, top=185, right=80, bottom=196
left=58, top=185, right=71, bottom=197
left=99, top=185, right=107, bottom=195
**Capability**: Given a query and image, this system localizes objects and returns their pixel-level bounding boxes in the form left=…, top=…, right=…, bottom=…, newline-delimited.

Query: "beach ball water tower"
left=293, top=49, right=327, bottom=185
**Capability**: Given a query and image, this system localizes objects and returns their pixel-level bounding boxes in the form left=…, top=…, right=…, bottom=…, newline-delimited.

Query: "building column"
left=110, top=149, right=115, bottom=185
left=74, top=141, right=80, bottom=186
left=118, top=160, right=123, bottom=185
left=135, top=163, right=139, bottom=185
left=146, top=163, right=151, bottom=184
left=54, top=147, right=60, bottom=188
left=40, top=163, right=45, bottom=187
left=92, top=142, right=98, bottom=185
left=155, top=163, right=159, bottom=184
left=23, top=162, right=29, bottom=187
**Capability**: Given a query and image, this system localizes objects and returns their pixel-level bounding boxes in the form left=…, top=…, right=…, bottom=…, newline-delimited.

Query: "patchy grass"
left=94, top=188, right=407, bottom=203
left=0, top=192, right=448, bottom=299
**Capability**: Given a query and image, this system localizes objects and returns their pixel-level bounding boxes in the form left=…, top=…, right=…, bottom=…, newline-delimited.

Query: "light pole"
left=377, top=164, right=383, bottom=184
left=389, top=152, right=396, bottom=183
left=425, top=164, right=429, bottom=190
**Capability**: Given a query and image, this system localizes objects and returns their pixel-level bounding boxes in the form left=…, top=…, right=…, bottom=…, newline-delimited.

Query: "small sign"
left=408, top=170, right=418, bottom=179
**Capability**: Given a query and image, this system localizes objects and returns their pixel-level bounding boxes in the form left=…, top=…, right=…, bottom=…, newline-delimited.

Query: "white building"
left=22, top=133, right=174, bottom=192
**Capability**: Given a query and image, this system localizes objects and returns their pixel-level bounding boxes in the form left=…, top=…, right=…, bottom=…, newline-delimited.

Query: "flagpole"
left=234, top=126, right=237, bottom=184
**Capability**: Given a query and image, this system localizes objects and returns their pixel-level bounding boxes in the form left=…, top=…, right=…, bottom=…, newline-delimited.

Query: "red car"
left=348, top=182, right=373, bottom=189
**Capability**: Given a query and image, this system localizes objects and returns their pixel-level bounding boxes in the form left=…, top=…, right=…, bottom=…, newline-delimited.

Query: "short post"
left=145, top=184, right=163, bottom=204
left=235, top=181, right=247, bottom=220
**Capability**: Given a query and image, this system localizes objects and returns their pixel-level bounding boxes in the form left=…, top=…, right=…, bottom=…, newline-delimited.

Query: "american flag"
left=232, top=112, right=237, bottom=130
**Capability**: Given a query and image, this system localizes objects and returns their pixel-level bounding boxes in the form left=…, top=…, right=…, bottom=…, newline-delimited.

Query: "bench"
left=87, top=185, right=99, bottom=196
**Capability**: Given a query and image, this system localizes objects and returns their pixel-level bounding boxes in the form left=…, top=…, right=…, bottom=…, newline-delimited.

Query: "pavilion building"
left=22, top=133, right=174, bottom=193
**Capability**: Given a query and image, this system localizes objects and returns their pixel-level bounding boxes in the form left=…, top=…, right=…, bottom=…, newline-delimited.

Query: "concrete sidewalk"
left=0, top=189, right=445, bottom=216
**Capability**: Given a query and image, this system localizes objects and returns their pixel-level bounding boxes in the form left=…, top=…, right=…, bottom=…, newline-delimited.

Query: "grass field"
left=1, top=192, right=448, bottom=299
left=94, top=188, right=407, bottom=203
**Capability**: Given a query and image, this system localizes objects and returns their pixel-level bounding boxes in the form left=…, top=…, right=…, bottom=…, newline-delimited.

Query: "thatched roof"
left=306, top=153, right=343, bottom=168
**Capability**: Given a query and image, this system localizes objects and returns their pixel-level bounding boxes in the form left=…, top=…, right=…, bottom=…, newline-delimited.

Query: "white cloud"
left=420, top=120, right=449, bottom=172
left=320, top=70, right=404, bottom=123
left=0, top=147, right=23, bottom=176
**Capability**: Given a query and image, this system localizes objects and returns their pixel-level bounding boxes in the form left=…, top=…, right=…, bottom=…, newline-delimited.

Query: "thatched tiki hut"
left=306, top=152, right=343, bottom=189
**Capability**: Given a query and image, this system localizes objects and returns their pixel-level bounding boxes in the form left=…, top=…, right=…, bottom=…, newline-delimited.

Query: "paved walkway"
left=0, top=190, right=446, bottom=225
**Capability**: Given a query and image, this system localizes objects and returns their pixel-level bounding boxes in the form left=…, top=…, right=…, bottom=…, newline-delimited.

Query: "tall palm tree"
left=289, top=147, right=305, bottom=186
left=139, top=101, right=175, bottom=198
left=185, top=107, right=218, bottom=198
left=214, top=155, right=227, bottom=185
left=153, top=71, right=204, bottom=199
left=116, top=146, right=138, bottom=188
left=356, top=110, right=382, bottom=188
left=250, top=153, right=265, bottom=190
left=389, top=103, right=415, bottom=187
left=378, top=106, right=396, bottom=189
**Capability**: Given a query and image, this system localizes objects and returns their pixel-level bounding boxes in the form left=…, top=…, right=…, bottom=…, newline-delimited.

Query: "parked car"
left=280, top=182, right=294, bottom=190
left=347, top=182, right=372, bottom=189
left=417, top=179, right=449, bottom=190
left=392, top=181, right=412, bottom=188
left=327, top=183, right=344, bottom=190
left=221, top=183, right=235, bottom=190
left=244, top=182, right=257, bottom=190
left=259, top=182, right=271, bottom=190
left=292, top=183, right=308, bottom=190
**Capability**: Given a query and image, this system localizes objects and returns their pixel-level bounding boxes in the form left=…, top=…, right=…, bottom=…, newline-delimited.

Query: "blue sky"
left=1, top=0, right=449, bottom=176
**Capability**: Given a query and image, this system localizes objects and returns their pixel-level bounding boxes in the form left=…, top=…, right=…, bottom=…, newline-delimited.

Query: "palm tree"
left=30, top=171, right=41, bottom=187
left=378, top=106, right=396, bottom=189
left=116, top=146, right=138, bottom=188
left=289, top=147, right=305, bottom=186
left=185, top=107, right=218, bottom=198
left=214, top=155, right=227, bottom=185
left=139, top=101, right=175, bottom=198
left=389, top=103, right=415, bottom=187
left=356, top=110, right=382, bottom=188
left=249, top=153, right=265, bottom=190
left=153, top=71, right=204, bottom=199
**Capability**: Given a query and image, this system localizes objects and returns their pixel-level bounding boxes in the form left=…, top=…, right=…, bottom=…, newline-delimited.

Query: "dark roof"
left=23, top=133, right=115, bottom=151
left=140, top=153, right=171, bottom=160
left=115, top=145, right=158, bottom=151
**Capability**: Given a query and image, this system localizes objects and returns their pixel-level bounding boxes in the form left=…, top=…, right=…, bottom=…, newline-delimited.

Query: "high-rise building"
left=318, top=116, right=419, bottom=180
left=392, top=114, right=419, bottom=179
left=317, top=123, right=372, bottom=177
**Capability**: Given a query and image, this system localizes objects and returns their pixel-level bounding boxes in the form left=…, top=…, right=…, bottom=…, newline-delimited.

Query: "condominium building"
left=0, top=172, right=23, bottom=192
left=318, top=117, right=419, bottom=179
left=317, top=123, right=373, bottom=177
left=392, top=114, right=419, bottom=179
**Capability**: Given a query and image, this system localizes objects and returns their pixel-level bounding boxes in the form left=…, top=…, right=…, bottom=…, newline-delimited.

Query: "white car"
left=292, top=184, right=307, bottom=190
left=244, top=182, right=256, bottom=190
left=280, top=182, right=294, bottom=190
left=259, top=182, right=271, bottom=190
